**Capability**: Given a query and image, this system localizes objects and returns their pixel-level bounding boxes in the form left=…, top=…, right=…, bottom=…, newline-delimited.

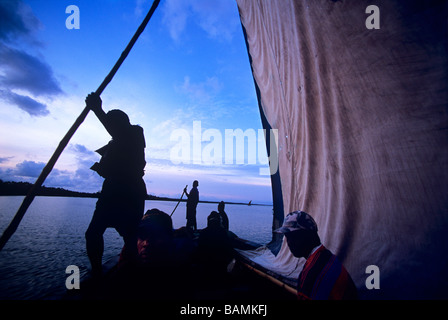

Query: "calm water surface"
left=0, top=196, right=273, bottom=299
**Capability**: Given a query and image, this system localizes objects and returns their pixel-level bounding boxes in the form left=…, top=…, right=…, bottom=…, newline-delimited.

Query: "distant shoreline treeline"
left=0, top=180, right=268, bottom=206
left=0, top=179, right=99, bottom=198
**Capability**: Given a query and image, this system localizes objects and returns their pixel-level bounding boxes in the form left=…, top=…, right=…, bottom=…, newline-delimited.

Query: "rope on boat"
left=0, top=0, right=161, bottom=251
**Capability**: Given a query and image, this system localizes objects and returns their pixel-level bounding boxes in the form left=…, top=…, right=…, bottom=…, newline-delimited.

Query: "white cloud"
left=176, top=75, right=223, bottom=103
left=134, top=0, right=147, bottom=17
left=162, top=0, right=239, bottom=42
left=190, top=0, right=239, bottom=42
left=162, top=0, right=190, bottom=42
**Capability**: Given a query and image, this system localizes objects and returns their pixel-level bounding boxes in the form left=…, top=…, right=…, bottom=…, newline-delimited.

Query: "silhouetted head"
left=218, top=201, right=225, bottom=212
left=275, top=211, right=321, bottom=258
left=106, top=109, right=131, bottom=137
left=137, top=209, right=173, bottom=261
left=193, top=180, right=199, bottom=188
left=207, top=211, right=223, bottom=229
left=139, top=209, right=173, bottom=238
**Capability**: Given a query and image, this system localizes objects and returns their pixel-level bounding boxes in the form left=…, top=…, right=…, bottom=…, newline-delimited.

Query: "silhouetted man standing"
left=85, top=93, right=147, bottom=277
left=184, top=180, right=199, bottom=231
left=217, top=201, right=229, bottom=231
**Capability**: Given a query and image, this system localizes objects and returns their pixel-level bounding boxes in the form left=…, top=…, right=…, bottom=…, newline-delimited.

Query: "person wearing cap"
left=276, top=211, right=358, bottom=300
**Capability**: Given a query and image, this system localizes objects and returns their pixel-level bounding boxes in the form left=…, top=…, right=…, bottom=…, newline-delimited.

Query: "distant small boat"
left=248, top=200, right=252, bottom=206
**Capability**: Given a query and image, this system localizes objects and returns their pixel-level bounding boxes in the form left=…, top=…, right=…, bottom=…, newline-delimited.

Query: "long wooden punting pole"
left=0, top=0, right=161, bottom=251
left=170, top=185, right=188, bottom=217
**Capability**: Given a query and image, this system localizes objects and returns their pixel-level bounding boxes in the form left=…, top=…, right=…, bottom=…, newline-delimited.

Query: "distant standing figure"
left=217, top=201, right=229, bottom=231
left=184, top=180, right=199, bottom=231
left=84, top=93, right=147, bottom=278
left=275, top=211, right=358, bottom=300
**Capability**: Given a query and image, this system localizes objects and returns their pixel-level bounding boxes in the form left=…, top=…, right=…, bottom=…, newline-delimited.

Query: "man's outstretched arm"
left=183, top=186, right=190, bottom=198
left=85, top=92, right=113, bottom=137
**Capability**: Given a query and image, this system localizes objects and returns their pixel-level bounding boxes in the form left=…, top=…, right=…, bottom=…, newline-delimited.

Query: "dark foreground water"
left=0, top=196, right=272, bottom=299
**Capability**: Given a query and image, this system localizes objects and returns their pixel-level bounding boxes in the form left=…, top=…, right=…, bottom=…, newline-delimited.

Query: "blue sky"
left=0, top=0, right=273, bottom=204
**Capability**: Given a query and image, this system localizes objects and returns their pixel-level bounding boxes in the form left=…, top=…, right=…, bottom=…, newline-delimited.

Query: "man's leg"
left=115, top=197, right=144, bottom=267
left=193, top=215, right=197, bottom=231
left=85, top=214, right=107, bottom=277
left=192, top=209, right=197, bottom=231
left=186, top=217, right=194, bottom=231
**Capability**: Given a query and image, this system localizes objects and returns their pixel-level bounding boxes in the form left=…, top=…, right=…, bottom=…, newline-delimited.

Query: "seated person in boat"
left=135, top=209, right=195, bottom=269
left=118, top=209, right=196, bottom=298
left=275, top=211, right=358, bottom=300
left=196, top=211, right=234, bottom=278
left=136, top=209, right=176, bottom=268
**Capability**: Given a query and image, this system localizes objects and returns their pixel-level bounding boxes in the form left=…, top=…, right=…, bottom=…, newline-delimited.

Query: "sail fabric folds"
left=237, top=0, right=448, bottom=299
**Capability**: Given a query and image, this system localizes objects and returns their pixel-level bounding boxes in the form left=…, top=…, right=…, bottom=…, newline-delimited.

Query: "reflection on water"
left=0, top=196, right=272, bottom=299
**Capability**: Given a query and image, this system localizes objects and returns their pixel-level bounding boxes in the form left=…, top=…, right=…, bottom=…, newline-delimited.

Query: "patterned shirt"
left=297, top=245, right=358, bottom=300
